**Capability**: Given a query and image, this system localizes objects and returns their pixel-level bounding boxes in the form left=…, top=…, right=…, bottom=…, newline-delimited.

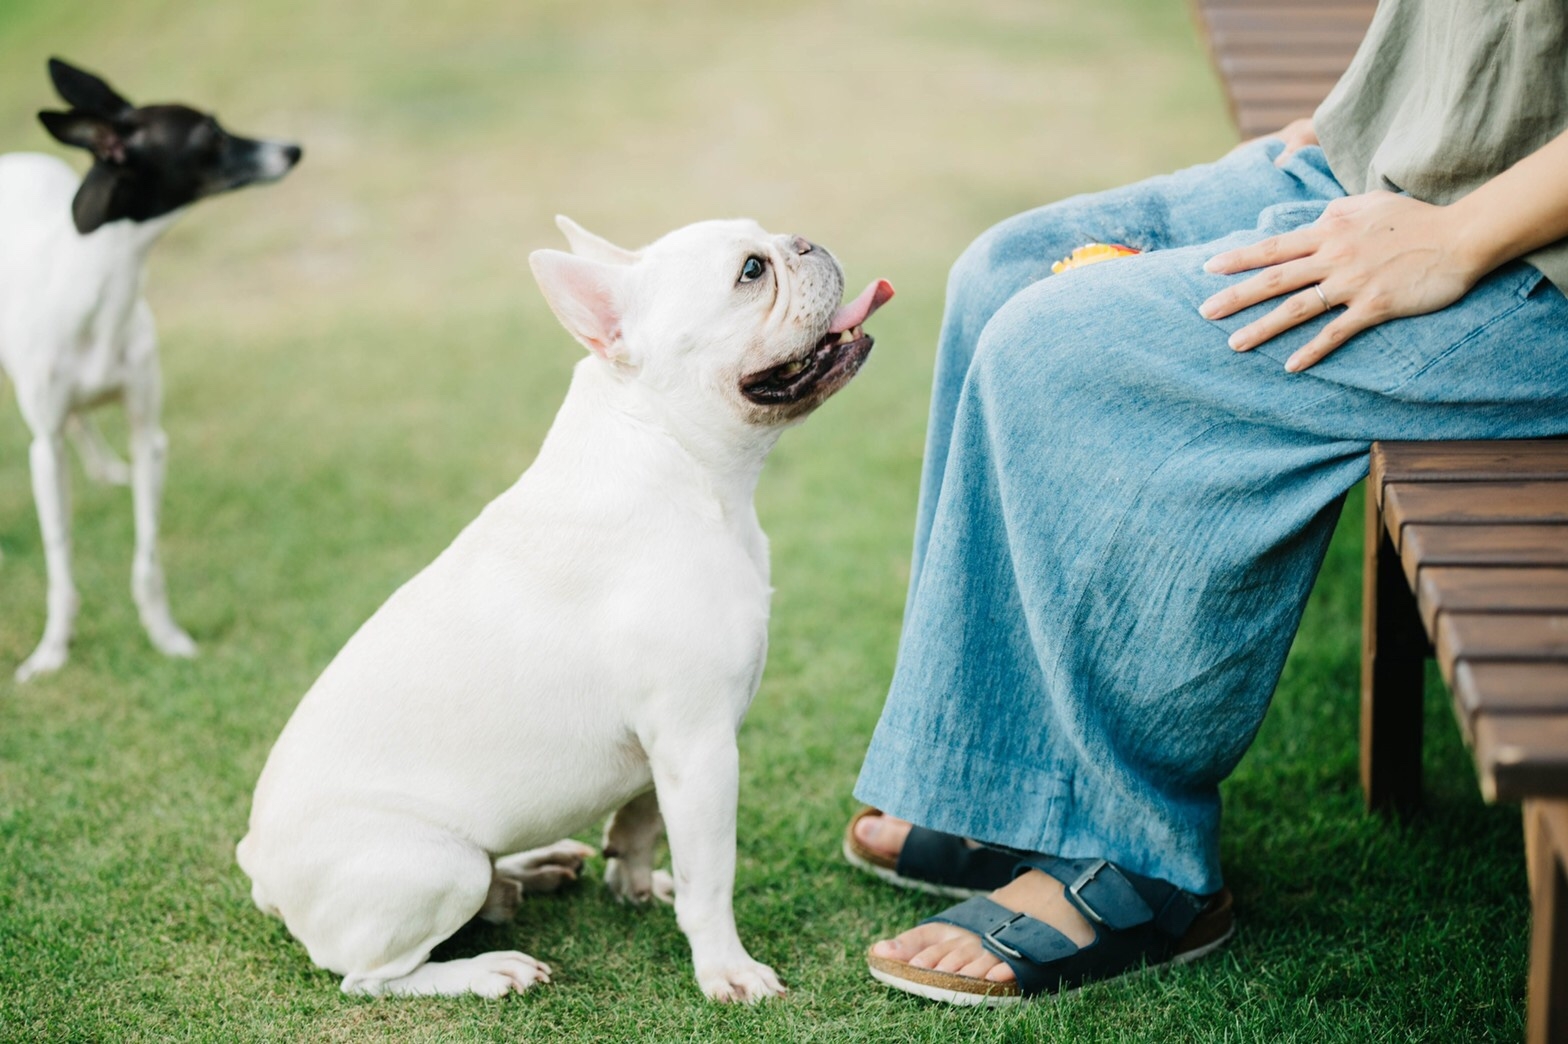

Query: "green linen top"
left=1314, top=0, right=1568, bottom=292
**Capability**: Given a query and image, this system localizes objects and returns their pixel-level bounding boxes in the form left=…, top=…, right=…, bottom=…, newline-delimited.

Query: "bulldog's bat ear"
left=47, top=58, right=132, bottom=119
left=555, top=215, right=639, bottom=265
left=530, top=249, right=632, bottom=362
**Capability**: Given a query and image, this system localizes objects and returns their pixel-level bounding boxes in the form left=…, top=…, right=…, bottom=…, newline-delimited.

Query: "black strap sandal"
left=843, top=807, right=1019, bottom=898
left=867, top=855, right=1235, bottom=1006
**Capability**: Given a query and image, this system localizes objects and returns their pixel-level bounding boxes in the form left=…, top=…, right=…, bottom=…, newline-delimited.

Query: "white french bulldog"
left=236, top=216, right=893, bottom=1002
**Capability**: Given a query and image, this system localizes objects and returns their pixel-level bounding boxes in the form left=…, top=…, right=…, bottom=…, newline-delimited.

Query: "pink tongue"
left=828, top=278, right=895, bottom=334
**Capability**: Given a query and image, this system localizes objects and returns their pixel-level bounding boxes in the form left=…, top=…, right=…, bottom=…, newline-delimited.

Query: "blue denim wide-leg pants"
left=853, top=141, right=1568, bottom=896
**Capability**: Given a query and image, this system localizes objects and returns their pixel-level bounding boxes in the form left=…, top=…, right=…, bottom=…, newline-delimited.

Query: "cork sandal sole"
left=867, top=887, right=1235, bottom=1007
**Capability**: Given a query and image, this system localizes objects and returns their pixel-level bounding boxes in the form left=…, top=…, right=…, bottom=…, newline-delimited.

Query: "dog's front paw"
left=15, top=641, right=68, bottom=683
left=147, top=624, right=198, bottom=659
left=697, top=959, right=786, bottom=1004
left=605, top=860, right=676, bottom=905
left=604, top=856, right=654, bottom=904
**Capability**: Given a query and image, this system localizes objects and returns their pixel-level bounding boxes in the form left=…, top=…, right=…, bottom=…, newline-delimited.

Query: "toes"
left=486, top=952, right=550, bottom=995
left=699, top=961, right=786, bottom=1003
left=908, top=941, right=956, bottom=971
left=524, top=839, right=594, bottom=871
left=869, top=922, right=950, bottom=962
left=959, top=955, right=1012, bottom=982
left=872, top=921, right=1014, bottom=982
left=853, top=813, right=912, bottom=860
left=932, top=936, right=987, bottom=974
left=515, top=864, right=579, bottom=894
left=984, top=961, right=1017, bottom=983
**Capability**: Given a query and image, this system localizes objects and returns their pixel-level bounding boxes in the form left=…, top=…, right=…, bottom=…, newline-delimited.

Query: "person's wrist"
left=1442, top=194, right=1510, bottom=283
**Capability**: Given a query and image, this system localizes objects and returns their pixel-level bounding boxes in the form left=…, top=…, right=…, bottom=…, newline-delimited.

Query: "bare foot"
left=852, top=812, right=913, bottom=861
left=869, top=870, right=1096, bottom=984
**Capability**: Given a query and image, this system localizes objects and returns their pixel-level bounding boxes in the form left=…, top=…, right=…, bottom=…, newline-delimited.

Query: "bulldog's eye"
left=739, top=256, right=767, bottom=283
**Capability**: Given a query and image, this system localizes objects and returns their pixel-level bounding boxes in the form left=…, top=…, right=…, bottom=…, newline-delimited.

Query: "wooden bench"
left=1191, top=3, right=1568, bottom=1040
left=1190, top=0, right=1376, bottom=139
left=1365, top=442, right=1568, bottom=1043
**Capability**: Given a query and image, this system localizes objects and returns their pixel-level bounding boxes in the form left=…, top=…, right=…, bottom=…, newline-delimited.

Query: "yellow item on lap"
left=1051, top=243, right=1140, bottom=274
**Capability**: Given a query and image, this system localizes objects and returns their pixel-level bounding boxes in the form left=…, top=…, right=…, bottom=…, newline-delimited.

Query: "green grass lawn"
left=0, top=1, right=1530, bottom=1040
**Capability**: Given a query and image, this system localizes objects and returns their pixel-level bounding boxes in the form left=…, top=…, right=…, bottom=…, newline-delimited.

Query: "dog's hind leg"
left=603, top=789, right=674, bottom=905
left=249, top=815, right=553, bottom=998
left=67, top=413, right=131, bottom=486
left=16, top=428, right=77, bottom=682
left=481, top=839, right=597, bottom=923
left=124, top=331, right=196, bottom=659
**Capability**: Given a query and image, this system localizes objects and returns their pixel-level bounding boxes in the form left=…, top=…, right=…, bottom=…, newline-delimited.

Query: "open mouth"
left=740, top=279, right=894, bottom=406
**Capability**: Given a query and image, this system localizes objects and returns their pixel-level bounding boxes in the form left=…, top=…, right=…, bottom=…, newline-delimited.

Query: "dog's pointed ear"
left=69, top=164, right=129, bottom=235
left=38, top=110, right=128, bottom=164
left=530, top=249, right=633, bottom=362
left=555, top=215, right=639, bottom=265
left=47, top=58, right=132, bottom=118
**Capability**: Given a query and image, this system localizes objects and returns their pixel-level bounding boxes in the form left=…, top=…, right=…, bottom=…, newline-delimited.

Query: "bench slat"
left=1400, top=524, right=1568, bottom=589
left=1439, top=614, right=1568, bottom=677
left=1371, top=441, right=1568, bottom=506
left=1384, top=483, right=1568, bottom=553
left=1218, top=54, right=1364, bottom=78
left=1474, top=714, right=1568, bottom=802
left=1416, top=566, right=1568, bottom=635
left=1452, top=663, right=1568, bottom=742
left=1226, top=81, right=1355, bottom=106
left=1205, top=31, right=1368, bottom=53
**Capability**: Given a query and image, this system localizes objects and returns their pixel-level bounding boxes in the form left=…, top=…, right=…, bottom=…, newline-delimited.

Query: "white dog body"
left=1, top=59, right=299, bottom=682
left=239, top=216, right=892, bottom=1001
left=0, top=154, right=184, bottom=682
left=249, top=364, right=771, bottom=852
left=0, top=154, right=167, bottom=418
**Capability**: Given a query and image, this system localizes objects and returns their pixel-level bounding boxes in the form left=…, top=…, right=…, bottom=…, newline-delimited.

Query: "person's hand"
left=1271, top=118, right=1318, bottom=166
left=1199, top=191, right=1483, bottom=372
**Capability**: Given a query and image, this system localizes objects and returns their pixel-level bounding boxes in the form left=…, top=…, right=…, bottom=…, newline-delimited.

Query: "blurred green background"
left=0, top=1, right=1529, bottom=1041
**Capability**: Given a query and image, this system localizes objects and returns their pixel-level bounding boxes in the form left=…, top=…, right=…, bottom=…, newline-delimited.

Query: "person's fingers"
left=1202, top=224, right=1321, bottom=279
left=1285, top=308, right=1373, bottom=372
left=1227, top=284, right=1333, bottom=351
left=1201, top=255, right=1322, bottom=319
left=1270, top=118, right=1317, bottom=166
left=1273, top=133, right=1310, bottom=167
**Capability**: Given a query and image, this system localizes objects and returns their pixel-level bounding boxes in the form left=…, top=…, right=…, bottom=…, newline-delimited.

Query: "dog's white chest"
left=0, top=153, right=162, bottom=405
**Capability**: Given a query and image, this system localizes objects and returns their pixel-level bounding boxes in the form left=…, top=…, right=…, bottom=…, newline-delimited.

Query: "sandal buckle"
left=1066, top=859, right=1116, bottom=926
left=982, top=913, right=1026, bottom=960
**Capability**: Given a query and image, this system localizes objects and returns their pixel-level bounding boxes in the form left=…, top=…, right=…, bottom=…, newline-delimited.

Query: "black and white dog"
left=0, top=59, right=301, bottom=681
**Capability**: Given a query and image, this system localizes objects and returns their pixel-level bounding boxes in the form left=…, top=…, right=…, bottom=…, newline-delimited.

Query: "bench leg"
left=1360, top=482, right=1426, bottom=816
left=1528, top=800, right=1568, bottom=1044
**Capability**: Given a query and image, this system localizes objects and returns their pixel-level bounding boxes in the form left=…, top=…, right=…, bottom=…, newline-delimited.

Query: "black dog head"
left=37, top=57, right=303, bottom=235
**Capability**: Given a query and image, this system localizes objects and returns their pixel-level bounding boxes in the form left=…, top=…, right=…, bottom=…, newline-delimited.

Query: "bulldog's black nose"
left=283, top=144, right=303, bottom=166
left=790, top=236, right=814, bottom=255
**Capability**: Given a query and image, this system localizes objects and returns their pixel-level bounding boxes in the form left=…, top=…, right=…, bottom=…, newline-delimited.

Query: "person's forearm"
left=1448, top=127, right=1568, bottom=278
